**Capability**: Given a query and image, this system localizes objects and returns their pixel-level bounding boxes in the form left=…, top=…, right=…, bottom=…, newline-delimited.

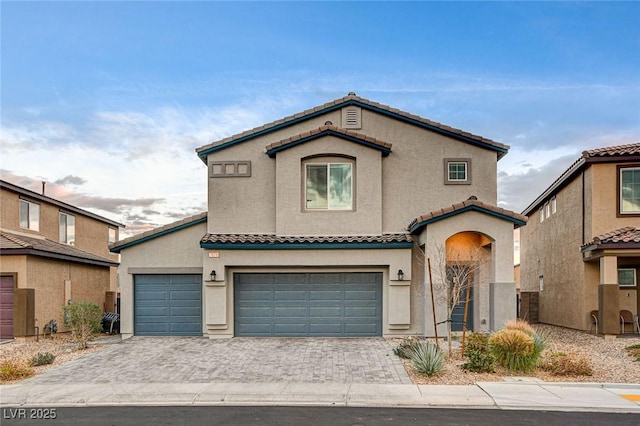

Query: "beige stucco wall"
left=274, top=138, right=382, bottom=235
left=417, top=210, right=517, bottom=336
left=206, top=106, right=499, bottom=236
left=117, top=222, right=207, bottom=338
left=590, top=163, right=639, bottom=236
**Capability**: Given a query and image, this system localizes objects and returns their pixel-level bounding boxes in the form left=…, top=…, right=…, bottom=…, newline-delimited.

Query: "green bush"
left=539, top=351, right=592, bottom=376
left=488, top=329, right=538, bottom=372
left=30, top=352, right=56, bottom=366
left=0, top=360, right=35, bottom=382
left=393, top=337, right=423, bottom=359
left=462, top=332, right=495, bottom=373
left=409, top=342, right=445, bottom=376
left=63, top=301, right=102, bottom=349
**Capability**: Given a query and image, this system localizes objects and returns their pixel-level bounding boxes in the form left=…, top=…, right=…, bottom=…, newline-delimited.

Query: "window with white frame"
left=620, top=167, right=640, bottom=214
left=545, top=201, right=550, bottom=218
left=618, top=268, right=637, bottom=287
left=551, top=196, right=557, bottom=214
left=59, top=212, right=75, bottom=245
left=444, top=159, right=471, bottom=184
left=305, top=162, right=353, bottom=210
left=539, top=207, right=544, bottom=223
left=539, top=275, right=544, bottom=291
left=19, top=199, right=40, bottom=231
left=109, top=227, right=117, bottom=244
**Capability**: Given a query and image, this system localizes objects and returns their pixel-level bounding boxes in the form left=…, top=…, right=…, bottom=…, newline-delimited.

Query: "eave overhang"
left=199, top=234, right=413, bottom=250
left=0, top=248, right=118, bottom=267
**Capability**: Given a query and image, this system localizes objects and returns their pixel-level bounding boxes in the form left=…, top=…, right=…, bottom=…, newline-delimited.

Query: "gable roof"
left=109, top=212, right=207, bottom=253
left=581, top=227, right=640, bottom=251
left=265, top=125, right=392, bottom=158
left=0, top=179, right=125, bottom=228
left=0, top=230, right=118, bottom=267
left=200, top=233, right=413, bottom=250
left=408, top=197, right=527, bottom=234
left=195, top=92, right=509, bottom=162
left=522, top=142, right=640, bottom=216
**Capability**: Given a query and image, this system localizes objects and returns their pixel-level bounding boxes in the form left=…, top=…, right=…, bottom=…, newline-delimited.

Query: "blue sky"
left=1, top=1, right=639, bottom=237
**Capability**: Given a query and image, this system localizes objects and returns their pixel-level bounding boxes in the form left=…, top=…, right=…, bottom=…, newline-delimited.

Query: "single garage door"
left=234, top=272, right=382, bottom=337
left=134, top=274, right=202, bottom=336
left=0, top=276, right=14, bottom=339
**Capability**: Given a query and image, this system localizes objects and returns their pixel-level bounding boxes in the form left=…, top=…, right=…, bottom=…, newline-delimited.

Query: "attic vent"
left=342, top=106, right=362, bottom=129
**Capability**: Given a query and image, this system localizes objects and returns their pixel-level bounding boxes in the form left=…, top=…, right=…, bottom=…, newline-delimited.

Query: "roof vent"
left=348, top=92, right=356, bottom=96
left=467, top=195, right=478, bottom=200
left=342, top=106, right=362, bottom=129
left=324, top=121, right=333, bottom=126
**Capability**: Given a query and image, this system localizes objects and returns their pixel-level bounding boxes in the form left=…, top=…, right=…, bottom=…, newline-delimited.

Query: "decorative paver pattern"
left=23, top=337, right=412, bottom=385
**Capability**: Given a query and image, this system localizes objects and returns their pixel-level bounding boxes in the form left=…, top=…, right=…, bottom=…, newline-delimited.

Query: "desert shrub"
left=30, top=352, right=56, bottom=366
left=488, top=329, right=538, bottom=372
left=393, top=337, right=423, bottom=359
left=626, top=344, right=640, bottom=362
left=462, top=332, right=495, bottom=373
left=0, top=360, right=35, bottom=382
left=504, top=319, right=535, bottom=336
left=63, top=301, right=102, bottom=349
left=539, top=351, right=592, bottom=376
left=409, top=341, right=446, bottom=376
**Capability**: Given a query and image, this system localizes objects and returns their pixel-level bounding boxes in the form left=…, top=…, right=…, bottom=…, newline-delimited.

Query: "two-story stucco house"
left=111, top=93, right=525, bottom=339
left=0, top=180, right=123, bottom=339
left=520, top=143, right=640, bottom=335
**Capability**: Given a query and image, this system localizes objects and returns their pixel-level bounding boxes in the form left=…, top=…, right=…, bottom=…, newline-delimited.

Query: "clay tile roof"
left=196, top=92, right=508, bottom=159
left=0, top=230, right=118, bottom=266
left=200, top=233, right=413, bottom=247
left=581, top=227, right=640, bottom=250
left=264, top=125, right=392, bottom=156
left=583, top=142, right=640, bottom=158
left=110, top=212, right=207, bottom=253
left=408, top=198, right=527, bottom=234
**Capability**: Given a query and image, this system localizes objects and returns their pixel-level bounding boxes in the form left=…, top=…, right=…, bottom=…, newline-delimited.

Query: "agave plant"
left=408, top=342, right=445, bottom=376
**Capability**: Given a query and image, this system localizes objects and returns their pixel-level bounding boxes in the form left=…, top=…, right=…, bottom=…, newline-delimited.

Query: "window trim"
left=444, top=158, right=472, bottom=185
left=618, top=268, right=637, bottom=287
left=19, top=199, right=40, bottom=231
left=551, top=196, right=557, bottom=214
left=109, top=227, right=117, bottom=244
left=539, top=207, right=544, bottom=223
left=59, top=212, right=75, bottom=246
left=303, top=158, right=354, bottom=211
left=618, top=164, right=640, bottom=217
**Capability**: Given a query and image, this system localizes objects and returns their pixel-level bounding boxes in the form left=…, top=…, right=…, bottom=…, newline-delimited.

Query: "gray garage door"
left=134, top=274, right=202, bottom=336
left=234, top=272, right=382, bottom=337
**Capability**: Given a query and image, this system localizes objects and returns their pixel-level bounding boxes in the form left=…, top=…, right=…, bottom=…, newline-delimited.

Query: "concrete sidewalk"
left=2, top=381, right=640, bottom=413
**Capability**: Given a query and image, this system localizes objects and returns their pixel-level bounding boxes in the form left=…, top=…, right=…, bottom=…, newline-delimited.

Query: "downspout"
left=582, top=170, right=585, bottom=245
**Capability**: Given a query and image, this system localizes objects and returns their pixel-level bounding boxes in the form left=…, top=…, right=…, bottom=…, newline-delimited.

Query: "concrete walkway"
left=1, top=337, right=639, bottom=413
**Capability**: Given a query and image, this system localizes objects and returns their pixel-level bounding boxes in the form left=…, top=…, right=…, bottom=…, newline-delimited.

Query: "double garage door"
left=134, top=275, right=202, bottom=336
left=234, top=272, right=382, bottom=337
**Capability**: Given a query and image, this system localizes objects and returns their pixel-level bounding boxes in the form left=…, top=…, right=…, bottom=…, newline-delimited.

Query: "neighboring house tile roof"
left=0, top=179, right=125, bottom=228
left=408, top=197, right=527, bottom=234
left=265, top=125, right=392, bottom=157
left=196, top=92, right=509, bottom=161
left=0, top=230, right=119, bottom=267
left=581, top=227, right=640, bottom=251
left=200, top=233, right=413, bottom=249
left=109, top=212, right=207, bottom=253
left=522, top=142, right=640, bottom=216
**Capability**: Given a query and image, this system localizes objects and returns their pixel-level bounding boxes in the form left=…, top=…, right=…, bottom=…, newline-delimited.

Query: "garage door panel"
left=135, top=274, right=202, bottom=336
left=235, top=272, right=381, bottom=337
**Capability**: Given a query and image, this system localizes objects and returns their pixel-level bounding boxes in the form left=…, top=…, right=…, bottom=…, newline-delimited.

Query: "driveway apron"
left=22, top=337, right=412, bottom=385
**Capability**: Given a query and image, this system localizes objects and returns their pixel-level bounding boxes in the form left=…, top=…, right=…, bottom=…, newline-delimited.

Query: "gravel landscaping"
left=1, top=325, right=639, bottom=385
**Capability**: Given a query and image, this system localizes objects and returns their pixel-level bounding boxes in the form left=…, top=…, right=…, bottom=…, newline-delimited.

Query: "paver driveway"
left=24, top=337, right=412, bottom=385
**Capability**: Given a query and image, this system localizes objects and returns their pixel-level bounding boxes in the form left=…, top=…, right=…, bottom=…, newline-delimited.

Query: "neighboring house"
left=111, top=92, right=525, bottom=338
left=0, top=180, right=123, bottom=339
left=520, top=143, right=640, bottom=335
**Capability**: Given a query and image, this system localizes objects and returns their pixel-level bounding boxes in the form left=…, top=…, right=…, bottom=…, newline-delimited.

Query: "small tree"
left=63, top=301, right=102, bottom=349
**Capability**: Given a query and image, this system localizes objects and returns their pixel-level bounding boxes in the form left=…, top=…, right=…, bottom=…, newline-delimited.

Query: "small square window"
left=618, top=268, right=637, bottom=287
left=444, top=159, right=471, bottom=185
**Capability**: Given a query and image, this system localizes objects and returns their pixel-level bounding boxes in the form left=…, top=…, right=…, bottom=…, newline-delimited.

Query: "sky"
left=1, top=1, right=639, bottom=238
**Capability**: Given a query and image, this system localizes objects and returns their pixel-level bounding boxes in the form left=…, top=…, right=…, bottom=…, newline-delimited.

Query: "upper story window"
left=19, top=199, right=40, bottom=231
left=109, top=227, right=117, bottom=244
left=59, top=212, right=75, bottom=245
left=551, top=196, right=557, bottom=214
left=618, top=268, right=637, bottom=287
left=305, top=162, right=353, bottom=210
left=539, top=207, right=544, bottom=223
left=444, top=158, right=471, bottom=185
left=620, top=166, right=640, bottom=215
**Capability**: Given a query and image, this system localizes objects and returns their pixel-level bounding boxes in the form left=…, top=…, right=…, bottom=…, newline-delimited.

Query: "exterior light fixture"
left=397, top=269, right=404, bottom=281
left=210, top=270, right=217, bottom=282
